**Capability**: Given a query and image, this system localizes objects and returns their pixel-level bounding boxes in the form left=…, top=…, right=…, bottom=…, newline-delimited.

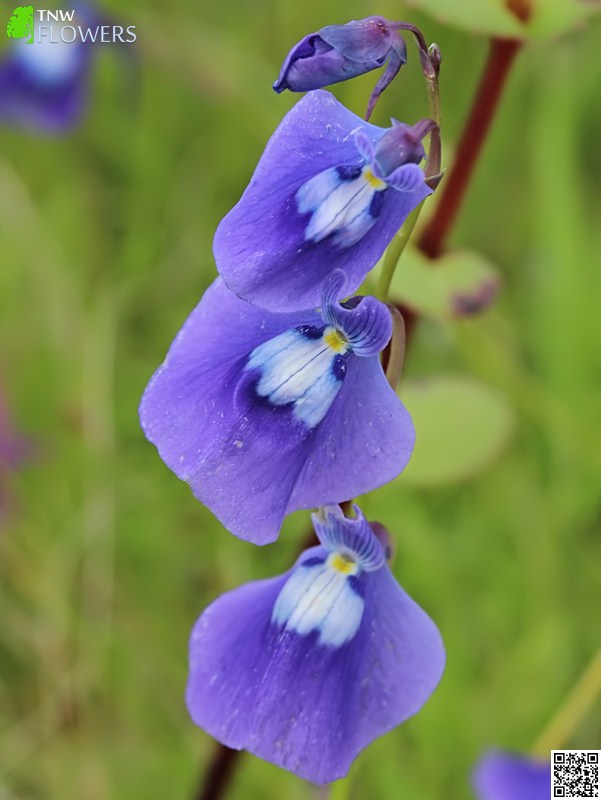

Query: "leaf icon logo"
left=7, top=6, right=34, bottom=44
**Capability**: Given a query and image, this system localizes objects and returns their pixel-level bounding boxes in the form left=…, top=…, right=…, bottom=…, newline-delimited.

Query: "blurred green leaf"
left=390, top=246, right=501, bottom=320
left=400, top=375, right=515, bottom=486
left=407, top=0, right=522, bottom=38
left=406, top=0, right=600, bottom=39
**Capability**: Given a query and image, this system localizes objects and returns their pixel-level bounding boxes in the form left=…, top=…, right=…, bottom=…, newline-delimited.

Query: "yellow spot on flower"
left=362, top=167, right=386, bottom=191
left=324, top=327, right=348, bottom=353
left=329, top=552, right=358, bottom=576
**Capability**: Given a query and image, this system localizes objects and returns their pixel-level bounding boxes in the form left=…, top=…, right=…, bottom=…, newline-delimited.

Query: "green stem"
left=374, top=41, right=441, bottom=304
left=376, top=202, right=423, bottom=302
left=330, top=777, right=351, bottom=800
left=531, top=650, right=601, bottom=757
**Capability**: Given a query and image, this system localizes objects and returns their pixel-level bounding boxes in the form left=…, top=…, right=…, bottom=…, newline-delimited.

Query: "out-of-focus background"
left=0, top=0, right=599, bottom=798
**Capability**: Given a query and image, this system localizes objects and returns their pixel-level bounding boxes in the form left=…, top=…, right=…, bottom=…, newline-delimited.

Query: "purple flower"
left=139, top=270, right=415, bottom=544
left=0, top=392, right=30, bottom=469
left=186, top=504, right=445, bottom=783
left=472, top=751, right=551, bottom=800
left=273, top=17, right=408, bottom=119
left=0, top=30, right=93, bottom=133
left=214, top=90, right=433, bottom=312
left=0, top=386, right=32, bottom=520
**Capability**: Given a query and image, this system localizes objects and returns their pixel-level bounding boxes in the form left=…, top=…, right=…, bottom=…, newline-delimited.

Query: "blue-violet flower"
left=273, top=16, right=408, bottom=119
left=139, top=270, right=415, bottom=544
left=186, top=504, right=445, bottom=783
left=472, top=751, right=551, bottom=800
left=0, top=385, right=32, bottom=520
left=0, top=26, right=93, bottom=133
left=214, top=90, right=433, bottom=312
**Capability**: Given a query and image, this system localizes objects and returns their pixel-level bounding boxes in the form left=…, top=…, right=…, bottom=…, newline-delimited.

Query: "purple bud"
left=428, top=43, right=442, bottom=72
left=373, top=118, right=436, bottom=177
left=273, top=16, right=407, bottom=114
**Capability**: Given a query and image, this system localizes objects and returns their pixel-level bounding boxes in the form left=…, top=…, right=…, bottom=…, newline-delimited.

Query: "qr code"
left=552, top=751, right=600, bottom=797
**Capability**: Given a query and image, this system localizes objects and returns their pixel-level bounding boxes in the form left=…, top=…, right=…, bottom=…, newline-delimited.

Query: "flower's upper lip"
left=312, top=503, right=386, bottom=573
left=319, top=270, right=393, bottom=358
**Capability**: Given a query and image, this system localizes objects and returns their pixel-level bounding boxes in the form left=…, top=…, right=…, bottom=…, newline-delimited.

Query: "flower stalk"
left=375, top=38, right=441, bottom=303
left=531, top=649, right=601, bottom=757
left=193, top=744, right=240, bottom=800
left=384, top=306, right=407, bottom=391
left=419, top=38, right=522, bottom=259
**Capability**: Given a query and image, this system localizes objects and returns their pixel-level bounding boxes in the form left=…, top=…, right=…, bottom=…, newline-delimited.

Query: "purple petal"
left=273, top=35, right=369, bottom=94
left=139, top=279, right=319, bottom=544
left=365, top=45, right=405, bottom=120
left=289, top=354, right=414, bottom=510
left=320, top=267, right=348, bottom=310
left=354, top=131, right=376, bottom=163
left=320, top=270, right=393, bottom=358
left=384, top=163, right=429, bottom=193
left=319, top=17, right=402, bottom=63
left=187, top=537, right=444, bottom=783
left=313, top=504, right=386, bottom=572
left=472, top=752, right=551, bottom=800
left=213, top=90, right=430, bottom=312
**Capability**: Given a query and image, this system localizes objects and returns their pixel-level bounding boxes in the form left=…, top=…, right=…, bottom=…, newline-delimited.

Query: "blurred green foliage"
left=406, top=0, right=599, bottom=39
left=390, top=246, right=501, bottom=321
left=0, top=1, right=599, bottom=798
left=395, top=375, right=515, bottom=486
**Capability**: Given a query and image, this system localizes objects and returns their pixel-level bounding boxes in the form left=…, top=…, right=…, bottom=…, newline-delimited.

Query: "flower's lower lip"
left=246, top=325, right=349, bottom=428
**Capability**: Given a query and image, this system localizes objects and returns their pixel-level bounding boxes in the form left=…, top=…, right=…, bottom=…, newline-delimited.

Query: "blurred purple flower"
left=273, top=16, right=408, bottom=119
left=186, top=504, right=445, bottom=783
left=0, top=28, right=93, bottom=133
left=0, top=386, right=32, bottom=519
left=472, top=751, right=551, bottom=800
left=214, top=90, right=432, bottom=312
left=139, top=270, right=415, bottom=544
left=452, top=279, right=499, bottom=317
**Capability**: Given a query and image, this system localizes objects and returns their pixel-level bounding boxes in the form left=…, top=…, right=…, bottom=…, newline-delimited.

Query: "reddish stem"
left=193, top=745, right=241, bottom=800
left=418, top=37, right=522, bottom=259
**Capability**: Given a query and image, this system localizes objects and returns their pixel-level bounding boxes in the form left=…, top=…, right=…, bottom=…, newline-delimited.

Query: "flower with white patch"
left=0, top=34, right=92, bottom=131
left=186, top=504, right=445, bottom=784
left=0, top=6, right=112, bottom=133
left=214, top=89, right=433, bottom=311
left=139, top=270, right=414, bottom=544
